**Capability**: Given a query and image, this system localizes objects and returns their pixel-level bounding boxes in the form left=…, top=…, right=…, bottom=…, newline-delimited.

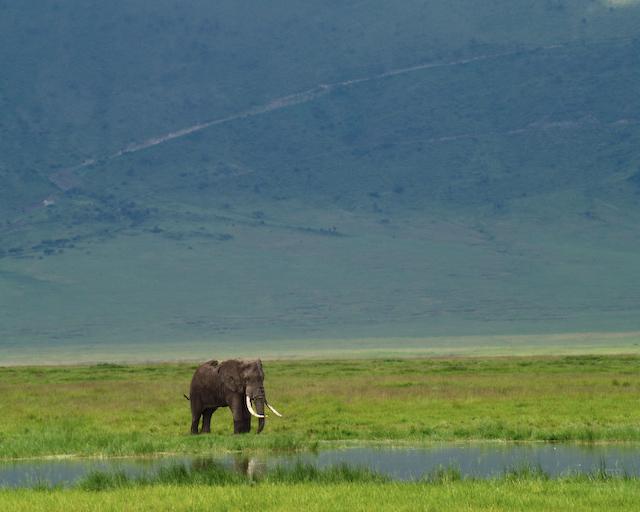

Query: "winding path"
left=48, top=46, right=558, bottom=192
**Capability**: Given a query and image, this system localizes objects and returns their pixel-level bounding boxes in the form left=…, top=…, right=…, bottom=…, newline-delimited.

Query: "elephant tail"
left=183, top=394, right=190, bottom=401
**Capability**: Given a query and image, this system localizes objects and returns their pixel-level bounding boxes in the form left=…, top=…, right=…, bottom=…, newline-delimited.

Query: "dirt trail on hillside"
left=48, top=46, right=554, bottom=190
left=36, top=41, right=638, bottom=214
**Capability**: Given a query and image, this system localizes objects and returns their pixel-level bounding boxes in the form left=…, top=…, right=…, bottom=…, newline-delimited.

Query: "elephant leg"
left=202, top=408, right=217, bottom=434
left=191, top=412, right=201, bottom=435
left=230, top=395, right=249, bottom=434
left=235, top=418, right=250, bottom=434
left=242, top=405, right=252, bottom=433
left=191, top=400, right=203, bottom=434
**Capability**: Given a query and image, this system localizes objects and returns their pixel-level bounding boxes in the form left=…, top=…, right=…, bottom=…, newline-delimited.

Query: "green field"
left=2, top=355, right=640, bottom=459
left=2, top=330, right=640, bottom=366
left=4, top=1, right=640, bottom=508
left=4, top=478, right=640, bottom=512
left=2, top=467, right=640, bottom=511
left=3, top=355, right=640, bottom=509
left=2, top=481, right=639, bottom=512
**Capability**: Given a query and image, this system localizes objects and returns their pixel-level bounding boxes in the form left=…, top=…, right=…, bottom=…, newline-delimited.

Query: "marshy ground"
left=2, top=355, right=640, bottom=509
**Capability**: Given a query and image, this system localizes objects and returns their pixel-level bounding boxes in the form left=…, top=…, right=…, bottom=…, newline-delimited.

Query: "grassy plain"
left=2, top=478, right=640, bottom=511
left=1, top=355, right=640, bottom=459
left=3, top=331, right=640, bottom=366
left=1, top=461, right=640, bottom=511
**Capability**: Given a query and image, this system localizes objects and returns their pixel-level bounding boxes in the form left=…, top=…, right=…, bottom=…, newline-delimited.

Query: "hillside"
left=1, top=1, right=640, bottom=361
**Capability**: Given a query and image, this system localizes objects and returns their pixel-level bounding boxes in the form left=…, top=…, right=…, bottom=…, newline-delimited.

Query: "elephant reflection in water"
left=185, top=359, right=283, bottom=434
left=188, top=456, right=265, bottom=480
left=233, top=456, right=265, bottom=480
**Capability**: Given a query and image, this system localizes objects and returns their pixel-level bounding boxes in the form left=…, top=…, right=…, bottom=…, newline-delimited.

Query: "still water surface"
left=2, top=443, right=640, bottom=487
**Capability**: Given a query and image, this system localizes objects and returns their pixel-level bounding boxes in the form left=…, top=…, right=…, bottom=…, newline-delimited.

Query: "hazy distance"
left=1, top=1, right=640, bottom=362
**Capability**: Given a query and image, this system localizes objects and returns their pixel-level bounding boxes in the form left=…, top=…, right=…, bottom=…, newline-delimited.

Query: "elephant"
left=185, top=358, right=282, bottom=434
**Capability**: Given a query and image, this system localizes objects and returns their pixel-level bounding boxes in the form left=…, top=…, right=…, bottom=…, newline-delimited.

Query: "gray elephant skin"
left=186, top=358, right=282, bottom=434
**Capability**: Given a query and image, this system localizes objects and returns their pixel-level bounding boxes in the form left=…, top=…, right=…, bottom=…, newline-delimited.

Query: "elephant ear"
left=220, top=360, right=243, bottom=393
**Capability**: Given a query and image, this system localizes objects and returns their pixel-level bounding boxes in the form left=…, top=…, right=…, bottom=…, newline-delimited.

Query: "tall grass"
left=70, top=461, right=640, bottom=491
left=2, top=356, right=640, bottom=458
left=264, top=462, right=388, bottom=484
left=6, top=479, right=640, bottom=512
left=7, top=460, right=640, bottom=511
left=77, top=461, right=387, bottom=491
left=79, top=461, right=246, bottom=491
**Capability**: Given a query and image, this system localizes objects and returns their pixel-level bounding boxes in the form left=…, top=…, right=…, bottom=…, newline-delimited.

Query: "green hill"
left=1, top=1, right=640, bottom=361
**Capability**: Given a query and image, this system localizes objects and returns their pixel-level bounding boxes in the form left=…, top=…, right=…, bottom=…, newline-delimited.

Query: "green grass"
left=5, top=460, right=640, bottom=511
left=76, top=461, right=388, bottom=491
left=2, top=355, right=640, bottom=459
left=3, top=476, right=640, bottom=511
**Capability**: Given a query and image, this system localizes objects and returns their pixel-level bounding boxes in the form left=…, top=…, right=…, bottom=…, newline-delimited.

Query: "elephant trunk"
left=254, top=397, right=266, bottom=434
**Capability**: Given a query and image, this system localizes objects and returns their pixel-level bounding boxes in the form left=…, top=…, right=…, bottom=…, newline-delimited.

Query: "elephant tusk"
left=246, top=395, right=265, bottom=418
left=266, top=402, right=283, bottom=418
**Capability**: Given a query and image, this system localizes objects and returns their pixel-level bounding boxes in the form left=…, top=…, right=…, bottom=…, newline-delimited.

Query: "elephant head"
left=220, top=359, right=282, bottom=433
